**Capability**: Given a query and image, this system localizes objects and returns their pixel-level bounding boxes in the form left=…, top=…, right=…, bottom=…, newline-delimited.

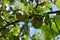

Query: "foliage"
left=0, top=0, right=60, bottom=40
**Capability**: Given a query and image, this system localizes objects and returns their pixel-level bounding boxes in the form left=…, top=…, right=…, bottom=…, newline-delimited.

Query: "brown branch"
left=35, top=1, right=46, bottom=8
left=3, top=20, right=10, bottom=24
left=4, top=20, right=19, bottom=27
left=0, top=10, right=60, bottom=30
left=38, top=1, right=46, bottom=5
left=47, top=10, right=60, bottom=14
left=0, top=20, right=20, bottom=30
left=28, top=10, right=60, bottom=19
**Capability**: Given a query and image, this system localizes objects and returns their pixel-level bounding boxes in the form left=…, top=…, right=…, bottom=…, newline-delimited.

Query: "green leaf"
left=42, top=24, right=57, bottom=40
left=32, top=34, right=40, bottom=40
left=9, top=32, right=14, bottom=40
left=55, top=15, right=60, bottom=30
left=33, top=8, right=41, bottom=14
left=0, top=16, right=3, bottom=22
left=0, top=16, right=3, bottom=27
left=22, top=34, right=29, bottom=40
left=12, top=24, right=20, bottom=36
left=8, top=0, right=15, bottom=4
left=44, top=14, right=51, bottom=26
left=20, top=0, right=27, bottom=5
left=18, top=1, right=31, bottom=13
left=8, top=15, right=15, bottom=21
left=25, top=5, right=30, bottom=13
left=23, top=25, right=29, bottom=35
left=52, top=22, right=58, bottom=34
left=55, top=0, right=60, bottom=10
left=42, top=25, right=52, bottom=40
left=14, top=6, right=18, bottom=11
left=1, top=5, right=6, bottom=14
left=18, top=1, right=26, bottom=11
left=46, top=2, right=52, bottom=11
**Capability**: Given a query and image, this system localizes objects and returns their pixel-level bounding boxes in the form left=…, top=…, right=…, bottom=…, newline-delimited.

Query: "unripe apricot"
left=31, top=16, right=43, bottom=29
left=16, top=11, right=26, bottom=22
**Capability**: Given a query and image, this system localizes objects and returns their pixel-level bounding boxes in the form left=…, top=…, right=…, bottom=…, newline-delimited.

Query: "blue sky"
left=51, top=3, right=58, bottom=11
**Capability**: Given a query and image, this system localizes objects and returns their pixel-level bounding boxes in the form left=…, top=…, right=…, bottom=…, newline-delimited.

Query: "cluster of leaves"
left=0, top=0, right=60, bottom=40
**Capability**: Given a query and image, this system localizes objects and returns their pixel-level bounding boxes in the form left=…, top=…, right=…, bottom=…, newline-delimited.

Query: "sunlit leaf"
left=17, top=1, right=26, bottom=11
left=52, top=22, right=58, bottom=34
left=55, top=15, right=60, bottom=30
left=32, top=34, right=40, bottom=40
left=42, top=25, right=53, bottom=40
left=9, top=32, right=14, bottom=40
left=12, top=24, right=20, bottom=36
left=55, top=0, right=60, bottom=10
left=46, top=2, right=52, bottom=11
left=1, top=5, right=6, bottom=14
left=14, top=6, right=18, bottom=11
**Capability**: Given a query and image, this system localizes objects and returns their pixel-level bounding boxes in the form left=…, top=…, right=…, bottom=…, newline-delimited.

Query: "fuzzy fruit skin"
left=16, top=12, right=26, bottom=22
left=32, top=17, right=43, bottom=29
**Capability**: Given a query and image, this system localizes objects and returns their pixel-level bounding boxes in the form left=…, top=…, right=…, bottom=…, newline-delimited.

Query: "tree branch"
left=0, top=10, right=60, bottom=30
left=3, top=20, right=10, bottom=24
left=47, top=10, right=60, bottom=14
left=35, top=1, right=46, bottom=8
left=0, top=20, right=20, bottom=30
left=28, top=10, right=60, bottom=19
